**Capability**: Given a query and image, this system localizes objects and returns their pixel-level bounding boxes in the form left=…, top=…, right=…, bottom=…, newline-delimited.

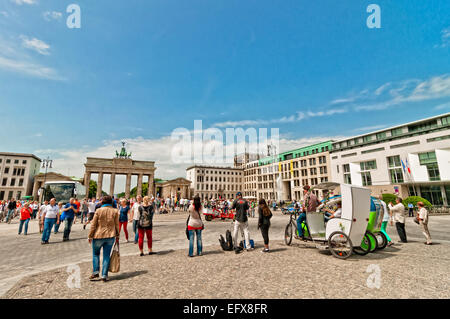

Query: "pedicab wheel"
left=365, top=231, right=378, bottom=252
left=328, top=231, right=353, bottom=259
left=374, top=231, right=387, bottom=250
left=205, top=215, right=213, bottom=222
left=221, top=217, right=225, bottom=221
left=353, top=233, right=372, bottom=256
left=284, top=223, right=293, bottom=246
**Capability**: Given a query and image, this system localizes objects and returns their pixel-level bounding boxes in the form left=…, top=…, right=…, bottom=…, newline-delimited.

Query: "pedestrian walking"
left=137, top=196, right=155, bottom=256
left=417, top=202, right=432, bottom=245
left=119, top=199, right=130, bottom=242
left=62, top=198, right=79, bottom=241
left=41, top=198, right=60, bottom=244
left=18, top=202, right=32, bottom=235
left=6, top=198, right=16, bottom=224
left=38, top=201, right=48, bottom=233
left=31, top=201, right=39, bottom=220
left=131, top=195, right=142, bottom=244
left=81, top=199, right=89, bottom=224
left=88, top=196, right=119, bottom=282
left=408, top=203, right=414, bottom=217
left=258, top=199, right=272, bottom=253
left=389, top=197, right=407, bottom=243
left=231, top=192, right=252, bottom=252
left=187, top=195, right=204, bottom=257
left=53, top=202, right=63, bottom=234
left=0, top=200, right=6, bottom=222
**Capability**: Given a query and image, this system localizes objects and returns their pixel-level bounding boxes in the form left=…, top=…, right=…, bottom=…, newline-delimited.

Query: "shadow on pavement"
left=267, top=248, right=288, bottom=253
left=153, top=249, right=175, bottom=255
left=202, top=250, right=225, bottom=256
left=111, top=270, right=148, bottom=281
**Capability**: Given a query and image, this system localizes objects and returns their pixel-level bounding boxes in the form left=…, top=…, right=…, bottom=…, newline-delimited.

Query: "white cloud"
left=434, top=102, right=450, bottom=111
left=11, top=0, right=36, bottom=5
left=0, top=11, right=9, bottom=18
left=43, top=11, right=62, bottom=21
left=33, top=133, right=343, bottom=192
left=435, top=27, right=450, bottom=48
left=0, top=55, right=63, bottom=80
left=20, top=35, right=51, bottom=55
left=213, top=108, right=348, bottom=128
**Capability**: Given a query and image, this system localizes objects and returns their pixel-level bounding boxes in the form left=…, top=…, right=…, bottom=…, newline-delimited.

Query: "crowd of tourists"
left=0, top=187, right=433, bottom=282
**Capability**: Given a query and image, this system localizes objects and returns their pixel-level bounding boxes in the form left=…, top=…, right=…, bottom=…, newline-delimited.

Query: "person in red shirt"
left=74, top=198, right=81, bottom=224
left=18, top=202, right=32, bottom=235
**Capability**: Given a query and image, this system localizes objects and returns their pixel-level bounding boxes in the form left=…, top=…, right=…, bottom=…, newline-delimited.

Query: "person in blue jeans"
left=53, top=202, right=63, bottom=234
left=88, top=196, right=119, bottom=282
left=41, top=198, right=60, bottom=244
left=62, top=198, right=79, bottom=241
left=296, top=210, right=307, bottom=240
left=187, top=196, right=204, bottom=257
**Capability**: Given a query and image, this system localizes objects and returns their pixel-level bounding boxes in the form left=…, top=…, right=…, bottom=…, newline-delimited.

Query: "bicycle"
left=284, top=210, right=312, bottom=245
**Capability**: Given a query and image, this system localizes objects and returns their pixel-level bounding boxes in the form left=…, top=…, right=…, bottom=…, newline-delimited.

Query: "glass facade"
left=419, top=152, right=440, bottom=181
left=420, top=186, right=443, bottom=206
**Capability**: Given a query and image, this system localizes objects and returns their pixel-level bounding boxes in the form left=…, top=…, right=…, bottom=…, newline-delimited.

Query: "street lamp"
left=40, top=157, right=53, bottom=204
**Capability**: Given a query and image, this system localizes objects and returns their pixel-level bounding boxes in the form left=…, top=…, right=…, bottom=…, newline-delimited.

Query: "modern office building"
left=242, top=141, right=333, bottom=201
left=330, top=113, right=450, bottom=206
left=186, top=165, right=244, bottom=200
left=0, top=152, right=42, bottom=201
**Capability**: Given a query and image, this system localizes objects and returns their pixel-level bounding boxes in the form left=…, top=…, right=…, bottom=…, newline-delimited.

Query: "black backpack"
left=219, top=230, right=234, bottom=251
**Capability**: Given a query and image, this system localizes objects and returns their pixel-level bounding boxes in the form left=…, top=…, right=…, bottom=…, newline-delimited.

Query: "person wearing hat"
left=296, top=185, right=320, bottom=240
left=231, top=192, right=252, bottom=251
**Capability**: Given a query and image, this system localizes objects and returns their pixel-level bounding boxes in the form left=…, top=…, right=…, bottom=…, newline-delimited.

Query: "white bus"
left=42, top=181, right=86, bottom=204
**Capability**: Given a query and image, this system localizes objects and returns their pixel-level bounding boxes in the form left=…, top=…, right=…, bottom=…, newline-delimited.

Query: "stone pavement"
left=3, top=239, right=449, bottom=299
left=1, top=212, right=449, bottom=298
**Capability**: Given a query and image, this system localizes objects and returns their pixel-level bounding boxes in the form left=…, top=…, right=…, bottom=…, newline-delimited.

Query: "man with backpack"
left=231, top=192, right=253, bottom=252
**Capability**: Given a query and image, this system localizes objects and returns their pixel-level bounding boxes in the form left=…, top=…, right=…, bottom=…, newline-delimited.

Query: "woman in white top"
left=417, top=202, right=432, bottom=245
left=388, top=198, right=407, bottom=243
left=187, top=196, right=204, bottom=257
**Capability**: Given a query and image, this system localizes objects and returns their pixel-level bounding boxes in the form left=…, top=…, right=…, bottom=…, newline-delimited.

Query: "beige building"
left=0, top=152, right=42, bottom=200
left=186, top=165, right=244, bottom=200
left=242, top=141, right=333, bottom=201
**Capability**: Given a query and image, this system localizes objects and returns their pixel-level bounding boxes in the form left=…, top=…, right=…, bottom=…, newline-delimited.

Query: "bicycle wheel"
left=365, top=230, right=378, bottom=252
left=285, top=223, right=293, bottom=246
left=328, top=231, right=353, bottom=259
left=353, top=233, right=371, bottom=256
left=374, top=231, right=387, bottom=250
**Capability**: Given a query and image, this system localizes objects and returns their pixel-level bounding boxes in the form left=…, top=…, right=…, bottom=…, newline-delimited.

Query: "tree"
left=381, top=193, right=397, bottom=205
left=88, top=180, right=107, bottom=198
left=403, top=196, right=432, bottom=209
left=116, top=179, right=164, bottom=199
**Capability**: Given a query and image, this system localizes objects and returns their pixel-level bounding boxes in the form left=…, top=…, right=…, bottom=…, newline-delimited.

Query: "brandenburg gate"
left=84, top=143, right=156, bottom=199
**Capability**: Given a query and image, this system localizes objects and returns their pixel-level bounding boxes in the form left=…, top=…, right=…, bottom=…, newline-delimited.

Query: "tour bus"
left=41, top=181, right=86, bottom=204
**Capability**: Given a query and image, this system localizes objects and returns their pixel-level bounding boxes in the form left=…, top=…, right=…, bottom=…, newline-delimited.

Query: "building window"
left=387, top=156, right=404, bottom=184
left=18, top=179, right=24, bottom=187
left=419, top=152, right=440, bottom=181
left=4, top=167, right=9, bottom=174
left=360, top=161, right=376, bottom=186
left=2, top=178, right=7, bottom=186
left=391, top=128, right=403, bottom=136
left=420, top=186, right=443, bottom=206
left=343, top=164, right=352, bottom=184
left=376, top=132, right=386, bottom=140
left=10, top=178, right=15, bottom=186
left=360, top=160, right=377, bottom=171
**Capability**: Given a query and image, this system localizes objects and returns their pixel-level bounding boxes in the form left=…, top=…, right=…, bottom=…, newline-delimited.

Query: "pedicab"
left=284, top=183, right=371, bottom=259
left=366, top=197, right=388, bottom=250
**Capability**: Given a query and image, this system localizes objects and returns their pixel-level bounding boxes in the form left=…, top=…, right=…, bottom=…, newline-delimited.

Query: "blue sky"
left=0, top=0, right=449, bottom=180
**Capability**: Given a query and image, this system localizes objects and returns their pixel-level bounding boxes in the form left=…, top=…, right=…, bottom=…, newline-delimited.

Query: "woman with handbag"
left=138, top=196, right=155, bottom=256
left=88, top=196, right=119, bottom=282
left=187, top=195, right=204, bottom=257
